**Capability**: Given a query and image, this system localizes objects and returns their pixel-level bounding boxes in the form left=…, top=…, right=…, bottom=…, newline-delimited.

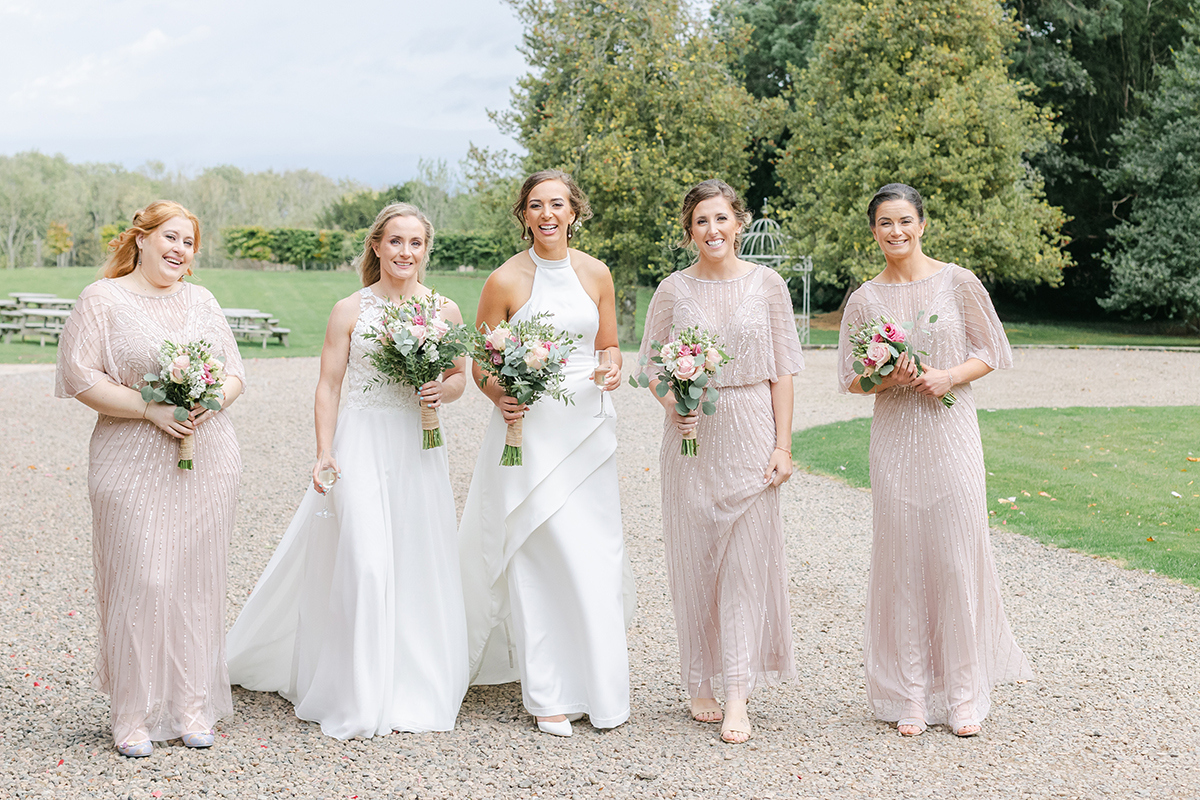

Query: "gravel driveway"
left=1, top=348, right=1198, bottom=799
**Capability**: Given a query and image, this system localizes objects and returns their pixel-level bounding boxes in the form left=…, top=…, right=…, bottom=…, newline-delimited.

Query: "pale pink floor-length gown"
left=55, top=279, right=245, bottom=745
left=838, top=264, right=1033, bottom=730
left=638, top=265, right=804, bottom=699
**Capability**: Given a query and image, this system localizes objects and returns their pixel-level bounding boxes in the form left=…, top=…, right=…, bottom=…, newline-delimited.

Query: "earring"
left=522, top=226, right=530, bottom=242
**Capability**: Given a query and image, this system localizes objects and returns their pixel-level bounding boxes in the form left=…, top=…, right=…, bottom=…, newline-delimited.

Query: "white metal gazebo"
left=740, top=217, right=812, bottom=344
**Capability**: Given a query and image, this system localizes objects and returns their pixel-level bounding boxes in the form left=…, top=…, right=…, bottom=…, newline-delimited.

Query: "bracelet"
left=774, top=446, right=791, bottom=456
left=141, top=401, right=149, bottom=420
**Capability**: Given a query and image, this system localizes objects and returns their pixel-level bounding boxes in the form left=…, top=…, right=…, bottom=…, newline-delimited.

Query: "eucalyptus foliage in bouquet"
left=473, top=311, right=580, bottom=466
left=140, top=339, right=226, bottom=469
left=363, top=292, right=472, bottom=448
left=847, top=311, right=956, bottom=407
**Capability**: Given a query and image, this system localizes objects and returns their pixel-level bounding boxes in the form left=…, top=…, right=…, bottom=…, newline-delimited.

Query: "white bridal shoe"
left=536, top=713, right=584, bottom=737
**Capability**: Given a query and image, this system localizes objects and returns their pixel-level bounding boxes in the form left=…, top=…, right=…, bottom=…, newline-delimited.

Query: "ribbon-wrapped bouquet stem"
left=363, top=292, right=473, bottom=449
left=848, top=311, right=956, bottom=408
left=473, top=312, right=579, bottom=466
left=630, top=325, right=730, bottom=456
left=140, top=339, right=226, bottom=469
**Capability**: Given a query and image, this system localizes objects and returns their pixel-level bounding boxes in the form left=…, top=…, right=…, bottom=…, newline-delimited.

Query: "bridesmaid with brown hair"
left=838, top=183, right=1032, bottom=738
left=636, top=179, right=803, bottom=744
left=55, top=201, right=245, bottom=756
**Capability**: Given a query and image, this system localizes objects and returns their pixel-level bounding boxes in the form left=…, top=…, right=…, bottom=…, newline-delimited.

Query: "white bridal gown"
left=459, top=249, right=634, bottom=728
left=226, top=287, right=469, bottom=738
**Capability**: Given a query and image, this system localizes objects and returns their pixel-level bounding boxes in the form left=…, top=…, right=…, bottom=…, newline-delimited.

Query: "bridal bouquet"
left=140, top=339, right=226, bottom=469
left=473, top=312, right=580, bottom=466
left=362, top=292, right=472, bottom=448
left=629, top=325, right=730, bottom=456
left=847, top=313, right=956, bottom=407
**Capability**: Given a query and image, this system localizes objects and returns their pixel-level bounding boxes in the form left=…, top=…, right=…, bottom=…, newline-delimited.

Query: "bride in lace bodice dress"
left=227, top=204, right=469, bottom=738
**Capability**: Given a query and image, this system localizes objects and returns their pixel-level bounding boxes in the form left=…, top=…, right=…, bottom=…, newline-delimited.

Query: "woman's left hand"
left=911, top=367, right=955, bottom=399
left=600, top=360, right=621, bottom=392
left=189, top=405, right=219, bottom=428
left=764, top=447, right=793, bottom=487
left=418, top=379, right=445, bottom=408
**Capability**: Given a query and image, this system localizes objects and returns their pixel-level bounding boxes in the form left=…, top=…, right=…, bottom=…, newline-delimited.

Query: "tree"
left=500, top=0, right=770, bottom=342
left=776, top=0, right=1070, bottom=294
left=1005, top=0, right=1190, bottom=317
left=46, top=221, right=73, bottom=267
left=317, top=183, right=416, bottom=231
left=0, top=152, right=69, bottom=268
left=1098, top=19, right=1200, bottom=330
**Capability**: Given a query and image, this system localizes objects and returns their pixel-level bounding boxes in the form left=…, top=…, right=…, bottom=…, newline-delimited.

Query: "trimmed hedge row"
left=222, top=227, right=517, bottom=270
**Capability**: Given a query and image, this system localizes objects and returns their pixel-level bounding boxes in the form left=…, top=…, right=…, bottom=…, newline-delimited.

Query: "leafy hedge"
left=223, top=226, right=516, bottom=270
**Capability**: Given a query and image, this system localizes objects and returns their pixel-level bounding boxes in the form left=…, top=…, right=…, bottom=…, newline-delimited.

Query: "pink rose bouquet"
left=472, top=311, right=581, bottom=466
left=847, top=313, right=956, bottom=407
left=363, top=292, right=472, bottom=449
left=140, top=339, right=226, bottom=469
left=630, top=325, right=731, bottom=456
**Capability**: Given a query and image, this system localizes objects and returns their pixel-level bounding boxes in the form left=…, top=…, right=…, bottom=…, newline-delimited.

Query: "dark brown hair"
left=102, top=201, right=201, bottom=279
left=676, top=179, right=752, bottom=252
left=356, top=203, right=435, bottom=287
left=867, top=183, right=926, bottom=227
left=511, top=169, right=593, bottom=241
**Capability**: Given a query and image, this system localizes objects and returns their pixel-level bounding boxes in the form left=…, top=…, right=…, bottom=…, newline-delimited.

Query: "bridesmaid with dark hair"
left=838, top=183, right=1032, bottom=738
left=637, top=179, right=803, bottom=744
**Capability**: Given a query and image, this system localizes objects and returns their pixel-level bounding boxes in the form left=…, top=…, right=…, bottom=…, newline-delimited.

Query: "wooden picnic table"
left=222, top=308, right=289, bottom=348
left=7, top=307, right=71, bottom=346
left=20, top=297, right=75, bottom=310
left=8, top=292, right=55, bottom=301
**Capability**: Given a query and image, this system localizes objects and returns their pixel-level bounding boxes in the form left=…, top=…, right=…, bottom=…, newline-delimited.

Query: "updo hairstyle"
left=676, top=179, right=752, bottom=253
left=511, top=169, right=593, bottom=241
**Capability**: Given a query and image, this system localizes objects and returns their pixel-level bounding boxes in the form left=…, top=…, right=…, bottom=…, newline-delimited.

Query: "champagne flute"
left=315, top=455, right=339, bottom=518
left=594, top=350, right=613, bottom=419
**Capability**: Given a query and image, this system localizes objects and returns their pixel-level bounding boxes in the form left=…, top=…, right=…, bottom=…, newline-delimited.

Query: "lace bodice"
left=345, top=287, right=421, bottom=412
left=638, top=265, right=804, bottom=389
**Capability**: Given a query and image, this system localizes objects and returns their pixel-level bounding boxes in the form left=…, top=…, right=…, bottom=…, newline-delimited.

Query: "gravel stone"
left=0, top=348, right=1197, bottom=798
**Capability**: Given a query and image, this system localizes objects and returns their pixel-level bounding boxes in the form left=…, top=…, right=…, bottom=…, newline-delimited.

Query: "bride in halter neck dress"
left=458, top=170, right=634, bottom=737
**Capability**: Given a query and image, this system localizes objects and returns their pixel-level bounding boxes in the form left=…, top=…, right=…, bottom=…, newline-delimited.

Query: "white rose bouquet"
left=363, top=292, right=473, bottom=448
left=139, top=339, right=226, bottom=469
left=847, top=313, right=955, bottom=407
left=473, top=311, right=580, bottom=466
left=630, top=325, right=730, bottom=456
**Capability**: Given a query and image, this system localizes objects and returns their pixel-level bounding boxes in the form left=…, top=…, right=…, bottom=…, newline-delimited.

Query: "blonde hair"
left=356, top=203, right=435, bottom=286
left=102, top=201, right=201, bottom=279
left=511, top=169, right=593, bottom=241
left=676, top=179, right=752, bottom=253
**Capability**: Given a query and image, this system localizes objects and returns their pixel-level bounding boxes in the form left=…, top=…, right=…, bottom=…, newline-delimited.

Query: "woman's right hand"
left=498, top=394, right=527, bottom=425
left=880, top=351, right=919, bottom=391
left=667, top=401, right=699, bottom=438
left=144, top=402, right=194, bottom=439
left=312, top=452, right=340, bottom=494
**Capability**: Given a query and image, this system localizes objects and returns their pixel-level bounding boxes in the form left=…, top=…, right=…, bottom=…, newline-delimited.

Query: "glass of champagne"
left=315, top=454, right=339, bottom=519
left=594, top=350, right=613, bottom=419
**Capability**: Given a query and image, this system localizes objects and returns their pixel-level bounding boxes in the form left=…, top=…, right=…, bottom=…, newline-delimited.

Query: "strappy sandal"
left=897, top=718, right=927, bottom=737
left=719, top=700, right=751, bottom=744
left=952, top=723, right=981, bottom=738
left=690, top=699, right=724, bottom=724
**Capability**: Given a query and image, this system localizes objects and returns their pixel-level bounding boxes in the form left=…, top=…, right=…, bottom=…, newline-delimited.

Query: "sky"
left=0, top=0, right=526, bottom=186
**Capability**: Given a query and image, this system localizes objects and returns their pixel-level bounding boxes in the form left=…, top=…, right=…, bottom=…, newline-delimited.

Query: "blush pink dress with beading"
left=638, top=265, right=804, bottom=699
left=55, top=279, right=245, bottom=745
left=838, top=264, right=1033, bottom=730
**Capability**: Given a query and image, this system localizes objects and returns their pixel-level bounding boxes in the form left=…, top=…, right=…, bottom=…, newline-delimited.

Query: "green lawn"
left=792, top=407, right=1200, bottom=586
left=1001, top=320, right=1199, bottom=348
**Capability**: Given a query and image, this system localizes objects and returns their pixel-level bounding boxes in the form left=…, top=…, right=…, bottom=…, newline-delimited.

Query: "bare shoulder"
left=328, top=290, right=363, bottom=332
left=440, top=296, right=464, bottom=324
left=484, top=251, right=534, bottom=292
left=569, top=247, right=610, bottom=277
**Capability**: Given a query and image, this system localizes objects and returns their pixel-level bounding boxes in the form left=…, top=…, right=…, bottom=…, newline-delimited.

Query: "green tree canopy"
left=317, top=183, right=416, bottom=231
left=1098, top=18, right=1200, bottom=329
left=500, top=0, right=772, bottom=341
left=776, top=0, right=1070, bottom=292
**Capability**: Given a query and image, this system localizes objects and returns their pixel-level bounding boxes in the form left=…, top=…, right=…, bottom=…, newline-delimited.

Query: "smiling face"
left=135, top=216, right=196, bottom=288
left=522, top=179, right=576, bottom=249
left=870, top=199, right=927, bottom=259
left=689, top=196, right=743, bottom=261
left=372, top=215, right=429, bottom=283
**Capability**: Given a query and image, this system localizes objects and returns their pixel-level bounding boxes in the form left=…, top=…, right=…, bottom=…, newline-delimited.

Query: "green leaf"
left=928, top=314, right=938, bottom=323
left=701, top=400, right=716, bottom=415
left=172, top=406, right=188, bottom=421
left=705, top=386, right=718, bottom=402
left=143, top=373, right=158, bottom=383
left=675, top=400, right=689, bottom=416
left=655, top=381, right=669, bottom=398
left=637, top=373, right=650, bottom=388
left=853, top=361, right=865, bottom=375
left=140, top=386, right=154, bottom=402
left=879, top=364, right=893, bottom=375
left=692, top=371, right=708, bottom=388
left=688, top=384, right=704, bottom=399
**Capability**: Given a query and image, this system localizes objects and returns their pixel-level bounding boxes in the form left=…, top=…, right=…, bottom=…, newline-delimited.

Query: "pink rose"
left=169, top=354, right=190, bottom=383
left=429, top=318, right=450, bottom=339
left=703, top=347, right=721, bottom=370
left=524, top=343, right=550, bottom=370
left=866, top=341, right=891, bottom=366
left=691, top=343, right=703, bottom=355
left=882, top=322, right=905, bottom=343
left=673, top=359, right=698, bottom=381
left=492, top=353, right=504, bottom=365
left=412, top=314, right=425, bottom=326
left=201, top=364, right=217, bottom=385
left=406, top=323, right=427, bottom=344
left=485, top=327, right=510, bottom=352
